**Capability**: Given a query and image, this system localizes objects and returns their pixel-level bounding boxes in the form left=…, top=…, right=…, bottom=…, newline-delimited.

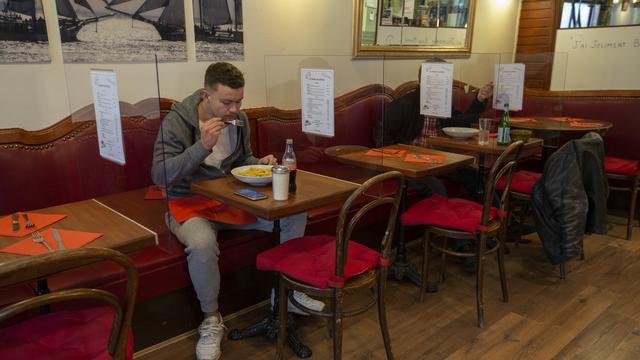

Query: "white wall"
left=0, top=0, right=522, bottom=130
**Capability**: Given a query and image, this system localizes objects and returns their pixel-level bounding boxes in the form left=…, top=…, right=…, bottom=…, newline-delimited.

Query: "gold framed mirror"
left=353, top=0, right=476, bottom=58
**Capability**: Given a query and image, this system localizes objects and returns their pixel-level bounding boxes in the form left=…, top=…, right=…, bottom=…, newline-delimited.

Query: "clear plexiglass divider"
left=378, top=52, right=569, bottom=199
left=262, top=55, right=388, bottom=202
left=60, top=56, right=167, bottom=248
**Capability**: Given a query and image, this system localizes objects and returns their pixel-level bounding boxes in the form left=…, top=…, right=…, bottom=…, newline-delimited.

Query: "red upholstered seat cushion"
left=605, top=157, right=639, bottom=176
left=496, top=170, right=542, bottom=194
left=401, top=194, right=498, bottom=233
left=256, top=235, right=381, bottom=289
left=0, top=306, right=134, bottom=360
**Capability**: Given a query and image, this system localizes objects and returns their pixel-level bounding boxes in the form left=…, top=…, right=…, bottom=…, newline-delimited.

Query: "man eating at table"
left=151, top=62, right=323, bottom=360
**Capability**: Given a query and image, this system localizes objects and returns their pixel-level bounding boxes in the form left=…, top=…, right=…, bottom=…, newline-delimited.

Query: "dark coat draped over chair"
left=532, top=132, right=609, bottom=265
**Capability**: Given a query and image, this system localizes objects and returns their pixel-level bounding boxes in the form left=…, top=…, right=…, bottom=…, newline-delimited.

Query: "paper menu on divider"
left=301, top=68, right=335, bottom=137
left=493, top=64, right=525, bottom=111
left=90, top=69, right=126, bottom=165
left=420, top=63, right=453, bottom=118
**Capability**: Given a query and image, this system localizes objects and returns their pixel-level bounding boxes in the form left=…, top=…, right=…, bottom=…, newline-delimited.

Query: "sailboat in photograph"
left=0, top=0, right=48, bottom=41
left=106, top=0, right=185, bottom=41
left=0, top=0, right=103, bottom=42
left=193, top=0, right=242, bottom=43
left=56, top=0, right=103, bottom=42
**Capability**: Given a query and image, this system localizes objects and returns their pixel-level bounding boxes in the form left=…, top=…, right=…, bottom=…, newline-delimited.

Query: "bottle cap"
left=272, top=165, right=290, bottom=174
left=286, top=139, right=293, bottom=144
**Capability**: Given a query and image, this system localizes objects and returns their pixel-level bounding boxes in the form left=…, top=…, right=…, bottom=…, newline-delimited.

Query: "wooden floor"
left=136, top=218, right=640, bottom=360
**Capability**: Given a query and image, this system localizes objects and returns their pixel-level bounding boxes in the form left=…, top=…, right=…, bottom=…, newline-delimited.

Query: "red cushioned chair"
left=0, top=248, right=137, bottom=360
left=256, top=171, right=404, bottom=360
left=402, top=141, right=523, bottom=328
left=605, top=156, right=640, bottom=240
left=496, top=170, right=542, bottom=245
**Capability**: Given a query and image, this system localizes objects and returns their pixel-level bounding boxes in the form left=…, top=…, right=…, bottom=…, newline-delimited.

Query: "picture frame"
left=353, top=0, right=476, bottom=58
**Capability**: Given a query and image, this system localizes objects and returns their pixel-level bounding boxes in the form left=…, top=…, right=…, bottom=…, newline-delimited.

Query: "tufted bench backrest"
left=0, top=99, right=173, bottom=215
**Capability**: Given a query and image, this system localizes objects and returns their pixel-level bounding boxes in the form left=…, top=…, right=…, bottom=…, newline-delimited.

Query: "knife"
left=11, top=213, right=19, bottom=232
left=52, top=228, right=65, bottom=250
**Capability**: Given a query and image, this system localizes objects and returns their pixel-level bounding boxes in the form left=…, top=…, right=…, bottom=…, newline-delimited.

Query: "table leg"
left=227, top=219, right=312, bottom=358
left=476, top=153, right=486, bottom=197
left=388, top=182, right=422, bottom=287
left=35, top=279, right=50, bottom=314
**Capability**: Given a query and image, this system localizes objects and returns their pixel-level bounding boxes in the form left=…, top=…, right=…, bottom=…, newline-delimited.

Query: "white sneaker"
left=271, top=289, right=326, bottom=315
left=196, top=314, right=226, bottom=360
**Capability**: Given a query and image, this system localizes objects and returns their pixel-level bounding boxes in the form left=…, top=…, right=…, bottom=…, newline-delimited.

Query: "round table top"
left=510, top=116, right=612, bottom=132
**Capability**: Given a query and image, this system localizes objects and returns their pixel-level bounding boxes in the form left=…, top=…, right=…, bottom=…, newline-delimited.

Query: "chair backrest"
left=333, top=171, right=404, bottom=278
left=0, top=248, right=138, bottom=358
left=481, top=141, right=525, bottom=226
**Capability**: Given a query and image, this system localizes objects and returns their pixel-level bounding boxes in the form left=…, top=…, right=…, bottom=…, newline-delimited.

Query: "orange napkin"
left=145, top=185, right=166, bottom=200
left=404, top=153, right=445, bottom=164
left=548, top=117, right=581, bottom=122
left=570, top=121, right=603, bottom=128
left=365, top=149, right=406, bottom=158
left=0, top=228, right=102, bottom=256
left=169, top=195, right=256, bottom=225
left=510, top=117, right=534, bottom=123
left=0, top=213, right=67, bottom=237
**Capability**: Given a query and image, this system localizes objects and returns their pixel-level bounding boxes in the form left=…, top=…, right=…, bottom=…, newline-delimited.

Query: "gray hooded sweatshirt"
left=151, top=89, right=259, bottom=199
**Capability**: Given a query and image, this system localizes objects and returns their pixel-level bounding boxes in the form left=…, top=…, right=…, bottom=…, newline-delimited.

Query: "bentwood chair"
left=0, top=248, right=138, bottom=359
left=496, top=170, right=542, bottom=245
left=402, top=141, right=523, bottom=328
left=604, top=156, right=639, bottom=240
left=256, top=171, right=404, bottom=359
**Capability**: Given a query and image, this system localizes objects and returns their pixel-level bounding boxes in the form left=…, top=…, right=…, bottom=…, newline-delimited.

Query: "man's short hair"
left=204, top=62, right=245, bottom=90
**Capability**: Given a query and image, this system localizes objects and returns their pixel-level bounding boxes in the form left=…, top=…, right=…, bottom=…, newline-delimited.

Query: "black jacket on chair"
left=532, top=132, right=609, bottom=265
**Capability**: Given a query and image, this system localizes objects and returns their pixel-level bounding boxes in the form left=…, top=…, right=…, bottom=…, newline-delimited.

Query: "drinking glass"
left=478, top=118, right=492, bottom=145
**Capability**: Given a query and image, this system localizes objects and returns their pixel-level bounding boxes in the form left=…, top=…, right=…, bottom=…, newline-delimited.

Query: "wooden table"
left=0, top=198, right=157, bottom=265
left=510, top=116, right=612, bottom=133
left=510, top=116, right=612, bottom=160
left=192, top=170, right=359, bottom=221
left=94, top=188, right=172, bottom=249
left=332, top=143, right=475, bottom=178
left=192, top=170, right=359, bottom=358
left=423, top=136, right=544, bottom=192
left=329, top=144, right=475, bottom=287
left=423, top=136, right=543, bottom=160
left=0, top=195, right=158, bottom=307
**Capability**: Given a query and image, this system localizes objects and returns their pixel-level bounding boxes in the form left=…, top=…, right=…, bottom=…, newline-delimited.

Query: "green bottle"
left=497, top=103, right=511, bottom=145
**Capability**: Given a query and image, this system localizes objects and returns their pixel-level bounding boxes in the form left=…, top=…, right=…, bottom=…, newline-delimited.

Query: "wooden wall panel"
left=516, top=0, right=560, bottom=89
left=521, top=0, right=554, bottom=10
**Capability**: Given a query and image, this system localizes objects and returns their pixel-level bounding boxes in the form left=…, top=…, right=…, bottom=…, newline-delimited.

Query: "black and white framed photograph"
left=0, top=0, right=50, bottom=64
left=193, top=0, right=243, bottom=61
left=61, top=0, right=187, bottom=63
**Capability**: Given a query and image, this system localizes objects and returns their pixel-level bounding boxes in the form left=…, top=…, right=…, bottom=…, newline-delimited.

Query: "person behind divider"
left=373, top=61, right=494, bottom=273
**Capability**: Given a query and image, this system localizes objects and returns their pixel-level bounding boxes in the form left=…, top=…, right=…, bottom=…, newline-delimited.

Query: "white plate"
left=442, top=127, right=479, bottom=139
left=231, top=165, right=273, bottom=186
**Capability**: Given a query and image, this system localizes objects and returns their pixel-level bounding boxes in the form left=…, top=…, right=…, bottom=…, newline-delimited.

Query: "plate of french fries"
left=231, top=165, right=273, bottom=186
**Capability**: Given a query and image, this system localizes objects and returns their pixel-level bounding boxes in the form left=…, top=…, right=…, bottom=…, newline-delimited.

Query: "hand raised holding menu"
left=477, top=82, right=494, bottom=102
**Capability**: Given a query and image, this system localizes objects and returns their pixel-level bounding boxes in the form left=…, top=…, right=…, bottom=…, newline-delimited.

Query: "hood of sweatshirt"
left=171, top=89, right=203, bottom=129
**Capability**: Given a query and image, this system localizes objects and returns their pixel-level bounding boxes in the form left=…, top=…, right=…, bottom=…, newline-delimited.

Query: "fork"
left=412, top=153, right=437, bottom=163
left=223, top=118, right=243, bottom=127
left=22, top=213, right=34, bottom=228
left=32, top=231, right=53, bottom=252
